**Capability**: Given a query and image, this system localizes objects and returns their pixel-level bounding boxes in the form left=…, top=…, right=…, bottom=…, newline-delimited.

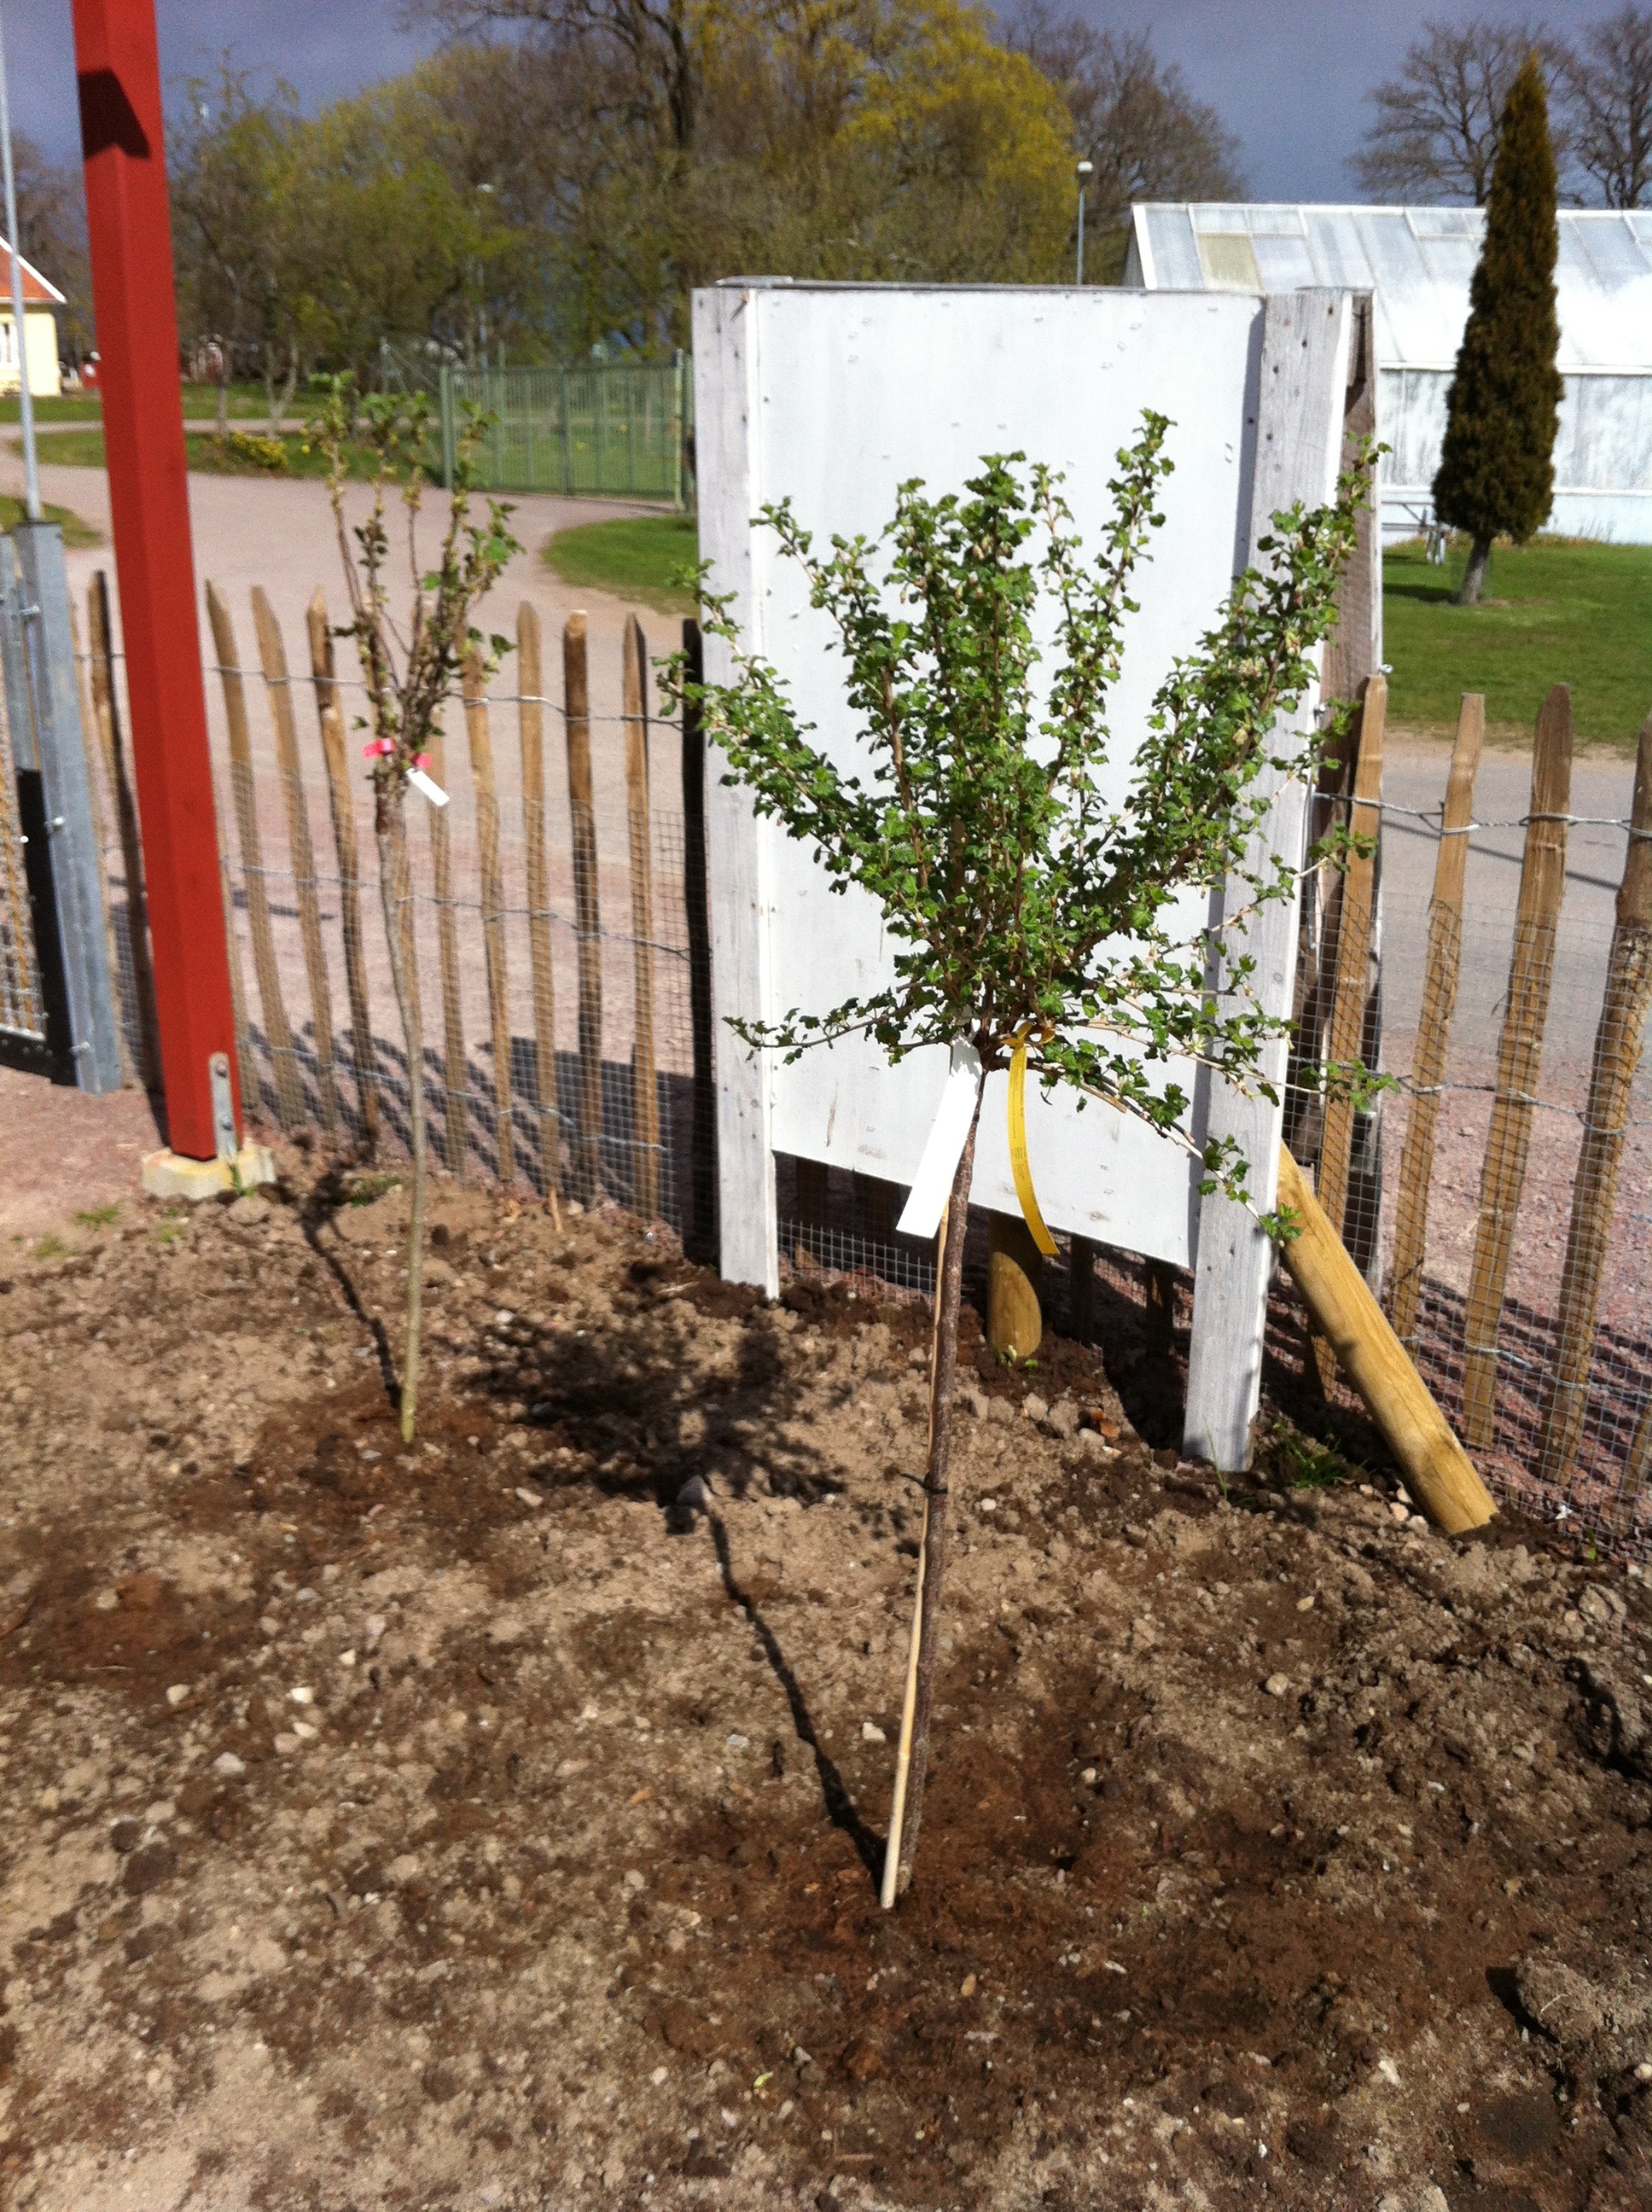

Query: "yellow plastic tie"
left=1008, top=1039, right=1058, bottom=1260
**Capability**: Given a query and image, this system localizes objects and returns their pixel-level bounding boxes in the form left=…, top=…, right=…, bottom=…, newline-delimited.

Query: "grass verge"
left=0, top=495, right=102, bottom=548
left=19, top=428, right=425, bottom=481
left=1384, top=533, right=1652, bottom=748
left=541, top=514, right=698, bottom=616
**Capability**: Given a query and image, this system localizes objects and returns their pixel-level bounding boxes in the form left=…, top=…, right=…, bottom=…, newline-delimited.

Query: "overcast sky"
left=4, top=0, right=1621, bottom=201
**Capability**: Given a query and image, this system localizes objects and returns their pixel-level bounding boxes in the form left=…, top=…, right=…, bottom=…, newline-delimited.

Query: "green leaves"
left=683, top=419, right=1376, bottom=1212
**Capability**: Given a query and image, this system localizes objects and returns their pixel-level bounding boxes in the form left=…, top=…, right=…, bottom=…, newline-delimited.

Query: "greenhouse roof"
left=1127, top=204, right=1652, bottom=375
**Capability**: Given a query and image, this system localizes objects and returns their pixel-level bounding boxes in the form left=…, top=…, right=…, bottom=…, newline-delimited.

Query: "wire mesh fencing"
left=79, top=579, right=718, bottom=1256
left=61, top=578, right=1652, bottom=1560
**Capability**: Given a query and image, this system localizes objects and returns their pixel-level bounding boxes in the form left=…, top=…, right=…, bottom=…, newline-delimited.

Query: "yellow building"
left=0, top=244, right=64, bottom=399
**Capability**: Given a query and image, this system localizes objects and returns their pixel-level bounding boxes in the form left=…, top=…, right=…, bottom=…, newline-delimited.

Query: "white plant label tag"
left=896, top=1039, right=981, bottom=1242
left=408, top=767, right=450, bottom=808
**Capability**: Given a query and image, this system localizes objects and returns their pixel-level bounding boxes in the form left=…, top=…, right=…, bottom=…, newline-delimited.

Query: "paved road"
left=1382, top=736, right=1644, bottom=1077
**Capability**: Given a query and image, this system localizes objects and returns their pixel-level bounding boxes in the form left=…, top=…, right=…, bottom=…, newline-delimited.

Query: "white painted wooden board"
left=694, top=281, right=1347, bottom=1313
left=1183, top=290, right=1356, bottom=1470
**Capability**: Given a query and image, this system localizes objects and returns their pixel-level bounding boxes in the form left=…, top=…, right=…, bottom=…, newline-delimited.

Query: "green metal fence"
left=439, top=358, right=690, bottom=504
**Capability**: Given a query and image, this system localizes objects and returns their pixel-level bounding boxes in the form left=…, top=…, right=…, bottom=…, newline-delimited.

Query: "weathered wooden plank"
left=564, top=611, right=603, bottom=1202
left=1461, top=684, right=1573, bottom=1448
left=1312, top=672, right=1386, bottom=1388
left=206, top=579, right=302, bottom=1129
left=517, top=603, right=559, bottom=1199
left=463, top=647, right=515, bottom=1188
left=694, top=285, right=777, bottom=1292
left=1388, top=694, right=1484, bottom=1348
left=1538, top=714, right=1652, bottom=1486
left=305, top=591, right=379, bottom=1151
left=1184, top=288, right=1355, bottom=1470
left=252, top=587, right=339, bottom=1137
left=624, top=613, right=660, bottom=1218
left=88, top=571, right=160, bottom=1088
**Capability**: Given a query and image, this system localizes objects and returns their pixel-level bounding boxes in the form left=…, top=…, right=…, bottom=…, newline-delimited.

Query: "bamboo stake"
left=426, top=719, right=468, bottom=1177
left=307, top=591, right=379, bottom=1152
left=1276, top=1144, right=1495, bottom=1532
left=1314, top=677, right=1387, bottom=1249
left=206, top=580, right=303, bottom=1129
left=88, top=571, right=160, bottom=1089
left=252, top=587, right=338, bottom=1137
left=1388, top=696, right=1485, bottom=1348
left=1537, top=716, right=1652, bottom=1487
left=68, top=597, right=132, bottom=1084
left=624, top=613, right=660, bottom=1219
left=564, top=612, right=603, bottom=1202
left=1461, top=685, right=1573, bottom=1447
left=463, top=646, right=515, bottom=1189
left=517, top=604, right=561, bottom=1209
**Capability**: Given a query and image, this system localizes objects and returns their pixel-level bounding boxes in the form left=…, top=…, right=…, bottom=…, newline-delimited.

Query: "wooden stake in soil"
left=623, top=613, right=660, bottom=1219
left=1461, top=685, right=1573, bottom=1448
left=1537, top=716, right=1652, bottom=1487
left=517, top=604, right=561, bottom=1202
left=426, top=719, right=469, bottom=1177
left=463, top=647, right=515, bottom=1188
left=1143, top=1257, right=1176, bottom=1359
left=88, top=571, right=160, bottom=1089
left=252, top=587, right=339, bottom=1138
left=1312, top=672, right=1387, bottom=1394
left=564, top=612, right=603, bottom=1202
left=206, top=579, right=303, bottom=1129
left=307, top=591, right=379, bottom=1151
left=1276, top=1144, right=1496, bottom=1533
left=1388, top=694, right=1484, bottom=1348
left=212, top=764, right=259, bottom=1118
left=882, top=1079, right=984, bottom=1906
left=1068, top=1235, right=1096, bottom=1343
left=68, top=597, right=132, bottom=1085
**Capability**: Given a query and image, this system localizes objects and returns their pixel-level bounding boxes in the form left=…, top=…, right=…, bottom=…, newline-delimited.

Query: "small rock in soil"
left=212, top=1752, right=247, bottom=1779
left=678, top=1474, right=711, bottom=1514
left=1265, top=1673, right=1292, bottom=1697
left=861, top=1721, right=887, bottom=1743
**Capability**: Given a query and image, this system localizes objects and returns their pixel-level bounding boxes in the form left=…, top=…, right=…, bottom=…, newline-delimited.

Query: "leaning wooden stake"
left=212, top=765, right=259, bottom=1118
left=253, top=587, right=339, bottom=1138
left=206, top=579, right=303, bottom=1128
left=1312, top=673, right=1386, bottom=1387
left=883, top=1084, right=985, bottom=1906
left=564, top=612, right=603, bottom=1201
left=88, top=571, right=160, bottom=1088
left=307, top=591, right=380, bottom=1151
left=464, top=646, right=515, bottom=1188
left=1276, top=1144, right=1496, bottom=1533
left=517, top=604, right=561, bottom=1209
left=623, top=613, right=660, bottom=1218
left=1461, top=685, right=1573, bottom=1447
left=1538, top=715, right=1652, bottom=1486
left=1389, top=695, right=1484, bottom=1347
left=427, top=720, right=469, bottom=1177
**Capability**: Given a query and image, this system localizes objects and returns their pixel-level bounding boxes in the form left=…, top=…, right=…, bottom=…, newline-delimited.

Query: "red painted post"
left=72, top=0, right=237, bottom=1161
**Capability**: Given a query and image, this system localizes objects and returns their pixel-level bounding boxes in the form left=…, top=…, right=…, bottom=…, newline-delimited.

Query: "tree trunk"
left=882, top=1077, right=983, bottom=1904
left=215, top=356, right=229, bottom=443
left=1456, top=535, right=1493, bottom=605
left=376, top=800, right=426, bottom=1444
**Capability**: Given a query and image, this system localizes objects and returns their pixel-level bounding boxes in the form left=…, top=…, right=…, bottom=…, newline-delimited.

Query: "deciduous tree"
left=1558, top=3, right=1652, bottom=209
left=1351, top=17, right=1563, bottom=204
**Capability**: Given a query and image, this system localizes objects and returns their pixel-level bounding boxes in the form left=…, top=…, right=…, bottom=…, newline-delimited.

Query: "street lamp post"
left=0, top=0, right=40, bottom=518
left=1075, top=160, right=1093, bottom=287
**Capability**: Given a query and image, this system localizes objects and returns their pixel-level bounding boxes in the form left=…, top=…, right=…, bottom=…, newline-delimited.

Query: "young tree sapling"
left=311, top=377, right=521, bottom=1443
left=682, top=422, right=1375, bottom=1898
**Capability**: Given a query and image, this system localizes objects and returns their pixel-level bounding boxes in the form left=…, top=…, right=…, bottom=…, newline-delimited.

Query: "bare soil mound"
left=1, top=1162, right=1649, bottom=2210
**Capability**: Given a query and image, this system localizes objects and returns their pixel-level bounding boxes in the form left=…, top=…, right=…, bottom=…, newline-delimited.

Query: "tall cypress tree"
left=1433, top=53, right=1562, bottom=607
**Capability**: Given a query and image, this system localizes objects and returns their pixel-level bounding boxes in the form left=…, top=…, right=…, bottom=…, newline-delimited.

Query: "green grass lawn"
left=0, top=383, right=285, bottom=425
left=0, top=495, right=102, bottom=548
left=1383, top=534, right=1652, bottom=748
left=541, top=514, right=698, bottom=615
left=19, top=426, right=423, bottom=481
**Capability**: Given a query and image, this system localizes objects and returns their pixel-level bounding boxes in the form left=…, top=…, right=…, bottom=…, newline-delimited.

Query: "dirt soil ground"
left=3, top=1156, right=1651, bottom=2212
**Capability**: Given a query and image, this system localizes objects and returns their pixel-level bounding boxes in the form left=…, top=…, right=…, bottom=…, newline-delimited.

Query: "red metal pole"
left=72, top=0, right=237, bottom=1160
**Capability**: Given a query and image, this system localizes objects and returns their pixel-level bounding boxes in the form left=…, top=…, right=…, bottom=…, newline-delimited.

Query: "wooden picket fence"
left=61, top=581, right=1652, bottom=1554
